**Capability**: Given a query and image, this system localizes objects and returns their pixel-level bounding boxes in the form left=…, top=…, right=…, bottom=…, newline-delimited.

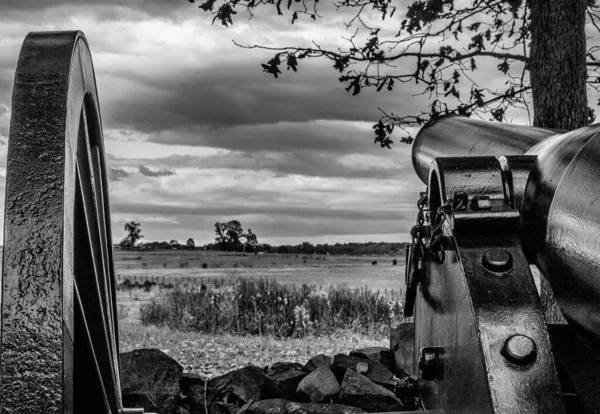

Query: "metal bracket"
left=413, top=156, right=565, bottom=413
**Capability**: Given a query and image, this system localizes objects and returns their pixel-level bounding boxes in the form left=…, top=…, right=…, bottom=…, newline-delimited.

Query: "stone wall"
left=120, top=325, right=416, bottom=414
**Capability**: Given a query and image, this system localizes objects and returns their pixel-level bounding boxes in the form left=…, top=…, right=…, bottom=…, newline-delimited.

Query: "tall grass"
left=139, top=278, right=405, bottom=338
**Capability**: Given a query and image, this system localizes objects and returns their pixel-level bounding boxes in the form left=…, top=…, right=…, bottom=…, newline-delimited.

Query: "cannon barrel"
left=413, top=114, right=600, bottom=339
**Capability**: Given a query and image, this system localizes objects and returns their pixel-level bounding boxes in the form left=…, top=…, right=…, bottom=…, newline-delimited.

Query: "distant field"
left=114, top=250, right=406, bottom=292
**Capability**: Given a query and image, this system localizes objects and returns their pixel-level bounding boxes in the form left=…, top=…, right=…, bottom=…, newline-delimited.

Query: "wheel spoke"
left=74, top=107, right=119, bottom=411
left=73, top=281, right=112, bottom=412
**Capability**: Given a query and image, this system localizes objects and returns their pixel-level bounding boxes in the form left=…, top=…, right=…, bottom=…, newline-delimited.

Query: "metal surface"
left=541, top=132, right=600, bottom=339
left=3, top=31, right=124, bottom=413
left=413, top=156, right=565, bottom=413
left=412, top=115, right=600, bottom=341
left=411, top=115, right=558, bottom=184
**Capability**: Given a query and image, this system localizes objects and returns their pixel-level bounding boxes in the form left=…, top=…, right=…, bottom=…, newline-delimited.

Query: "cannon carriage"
left=406, top=115, right=600, bottom=413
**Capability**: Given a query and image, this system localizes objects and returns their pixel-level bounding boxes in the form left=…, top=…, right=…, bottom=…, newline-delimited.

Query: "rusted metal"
left=4, top=31, right=144, bottom=413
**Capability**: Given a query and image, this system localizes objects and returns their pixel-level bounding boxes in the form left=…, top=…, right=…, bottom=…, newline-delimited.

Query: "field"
left=114, top=249, right=405, bottom=292
left=116, top=249, right=405, bottom=377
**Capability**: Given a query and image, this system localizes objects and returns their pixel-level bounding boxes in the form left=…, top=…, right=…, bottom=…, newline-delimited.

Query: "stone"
left=331, top=354, right=394, bottom=388
left=186, top=365, right=272, bottom=413
left=286, top=402, right=365, bottom=414
left=120, top=349, right=183, bottom=414
left=247, top=398, right=290, bottom=414
left=338, top=370, right=403, bottom=413
left=390, top=323, right=415, bottom=376
left=265, top=362, right=307, bottom=401
left=180, top=372, right=205, bottom=396
left=303, top=354, right=332, bottom=373
left=296, top=366, right=340, bottom=403
left=349, top=347, right=395, bottom=373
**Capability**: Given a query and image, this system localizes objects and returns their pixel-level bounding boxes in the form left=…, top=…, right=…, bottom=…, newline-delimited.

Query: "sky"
left=0, top=0, right=533, bottom=246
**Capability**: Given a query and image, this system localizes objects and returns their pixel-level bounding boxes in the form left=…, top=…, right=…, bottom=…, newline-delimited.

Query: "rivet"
left=471, top=195, right=492, bottom=210
left=482, top=249, right=513, bottom=272
left=502, top=334, right=536, bottom=365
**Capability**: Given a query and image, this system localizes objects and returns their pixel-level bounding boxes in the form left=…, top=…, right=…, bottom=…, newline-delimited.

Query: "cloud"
left=101, top=60, right=425, bottom=134
left=138, top=164, right=175, bottom=177
left=108, top=168, right=129, bottom=182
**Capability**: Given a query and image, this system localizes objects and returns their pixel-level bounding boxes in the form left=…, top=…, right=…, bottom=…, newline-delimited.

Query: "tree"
left=121, top=221, right=143, bottom=249
left=191, top=0, right=600, bottom=142
left=187, top=238, right=196, bottom=249
left=242, top=228, right=259, bottom=252
left=214, top=220, right=246, bottom=250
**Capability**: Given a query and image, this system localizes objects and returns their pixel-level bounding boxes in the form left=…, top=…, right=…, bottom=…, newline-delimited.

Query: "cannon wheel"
left=3, top=32, right=122, bottom=413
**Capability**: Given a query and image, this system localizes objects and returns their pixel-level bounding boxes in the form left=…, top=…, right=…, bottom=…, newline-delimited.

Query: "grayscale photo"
left=0, top=0, right=598, bottom=412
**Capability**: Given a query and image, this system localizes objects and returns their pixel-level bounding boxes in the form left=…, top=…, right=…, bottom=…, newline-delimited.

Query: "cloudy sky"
left=0, top=0, right=532, bottom=245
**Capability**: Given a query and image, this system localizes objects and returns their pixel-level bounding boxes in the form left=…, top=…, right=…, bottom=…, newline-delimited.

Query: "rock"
left=349, top=347, right=395, bottom=373
left=247, top=398, right=290, bottom=414
left=390, top=323, right=415, bottom=376
left=286, top=402, right=365, bottom=414
left=212, top=365, right=271, bottom=403
left=120, top=349, right=183, bottom=414
left=186, top=365, right=271, bottom=413
left=265, top=362, right=307, bottom=401
left=184, top=383, right=225, bottom=414
left=180, top=372, right=205, bottom=396
left=296, top=366, right=340, bottom=403
left=338, top=370, right=403, bottom=413
left=303, top=354, right=332, bottom=373
left=331, top=354, right=394, bottom=388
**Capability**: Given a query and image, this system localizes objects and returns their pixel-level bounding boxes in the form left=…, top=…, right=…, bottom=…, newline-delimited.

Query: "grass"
left=137, top=278, right=404, bottom=338
left=119, top=320, right=388, bottom=378
left=114, top=250, right=401, bottom=271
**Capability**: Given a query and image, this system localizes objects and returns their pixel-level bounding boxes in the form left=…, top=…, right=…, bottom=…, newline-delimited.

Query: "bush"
left=140, top=278, right=404, bottom=338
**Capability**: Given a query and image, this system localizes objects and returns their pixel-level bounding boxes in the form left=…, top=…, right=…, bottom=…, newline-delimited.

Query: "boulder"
left=390, top=323, right=414, bottom=376
left=286, top=402, right=365, bottom=414
left=186, top=365, right=271, bottom=413
left=120, top=349, right=183, bottom=414
left=265, top=362, right=307, bottom=401
left=331, top=354, right=394, bottom=388
left=349, top=347, right=395, bottom=373
left=247, top=398, right=290, bottom=414
left=296, top=366, right=340, bottom=403
left=184, top=383, right=228, bottom=414
left=303, top=354, right=332, bottom=373
left=338, top=370, right=403, bottom=413
left=180, top=372, right=205, bottom=396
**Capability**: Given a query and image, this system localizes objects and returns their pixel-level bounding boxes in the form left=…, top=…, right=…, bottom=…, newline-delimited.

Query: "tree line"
left=118, top=220, right=407, bottom=255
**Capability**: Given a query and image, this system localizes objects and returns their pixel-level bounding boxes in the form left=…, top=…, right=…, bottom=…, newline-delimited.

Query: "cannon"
left=2, top=31, right=150, bottom=413
left=405, top=115, right=600, bottom=413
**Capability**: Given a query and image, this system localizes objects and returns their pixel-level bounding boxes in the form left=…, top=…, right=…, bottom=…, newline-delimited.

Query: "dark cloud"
left=103, top=61, right=426, bottom=135
left=138, top=164, right=175, bottom=177
left=1, top=0, right=190, bottom=20
left=108, top=168, right=129, bottom=181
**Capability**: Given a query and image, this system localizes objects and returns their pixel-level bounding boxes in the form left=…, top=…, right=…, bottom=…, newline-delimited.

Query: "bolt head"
left=502, top=334, right=536, bottom=365
left=482, top=249, right=513, bottom=273
left=471, top=195, right=492, bottom=210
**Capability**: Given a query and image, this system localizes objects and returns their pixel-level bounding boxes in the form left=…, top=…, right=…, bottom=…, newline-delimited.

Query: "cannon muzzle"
left=412, top=114, right=600, bottom=339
